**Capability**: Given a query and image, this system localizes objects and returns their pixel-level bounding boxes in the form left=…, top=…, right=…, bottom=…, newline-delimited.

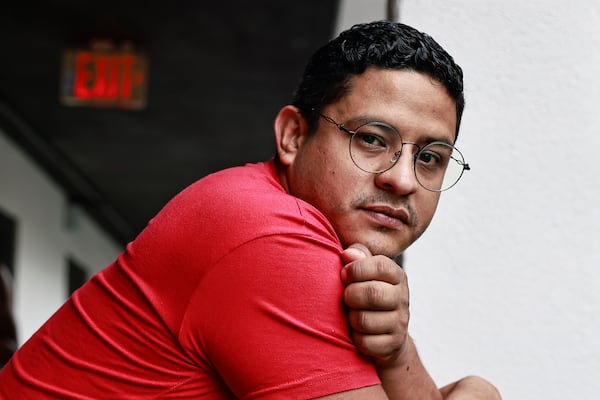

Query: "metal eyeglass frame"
left=317, top=112, right=470, bottom=192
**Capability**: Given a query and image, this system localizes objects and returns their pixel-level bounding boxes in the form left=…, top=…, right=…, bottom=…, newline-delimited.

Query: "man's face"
left=280, top=68, right=458, bottom=257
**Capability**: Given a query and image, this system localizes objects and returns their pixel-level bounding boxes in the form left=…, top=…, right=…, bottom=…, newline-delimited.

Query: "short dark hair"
left=292, top=21, right=465, bottom=138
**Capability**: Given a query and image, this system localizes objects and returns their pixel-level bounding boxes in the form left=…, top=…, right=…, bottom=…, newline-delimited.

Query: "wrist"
left=373, top=333, right=411, bottom=371
left=374, top=336, right=443, bottom=400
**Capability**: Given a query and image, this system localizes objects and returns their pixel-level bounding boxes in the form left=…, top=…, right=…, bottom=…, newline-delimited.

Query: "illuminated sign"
left=60, top=41, right=148, bottom=110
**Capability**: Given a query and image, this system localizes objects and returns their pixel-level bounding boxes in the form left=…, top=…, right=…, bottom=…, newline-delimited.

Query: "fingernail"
left=340, top=266, right=348, bottom=282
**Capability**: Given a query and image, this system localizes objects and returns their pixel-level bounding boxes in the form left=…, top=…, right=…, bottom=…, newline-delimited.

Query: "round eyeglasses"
left=319, top=113, right=470, bottom=192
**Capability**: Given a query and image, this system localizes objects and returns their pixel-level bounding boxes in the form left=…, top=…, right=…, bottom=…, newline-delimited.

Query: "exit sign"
left=60, top=42, right=148, bottom=110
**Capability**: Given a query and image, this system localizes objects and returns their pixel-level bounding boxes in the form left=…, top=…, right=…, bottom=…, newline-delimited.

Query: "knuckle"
left=365, top=282, right=386, bottom=307
left=375, top=256, right=390, bottom=275
left=348, top=255, right=407, bottom=285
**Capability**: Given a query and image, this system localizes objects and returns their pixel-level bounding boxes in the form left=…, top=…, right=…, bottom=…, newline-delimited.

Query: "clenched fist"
left=340, top=243, right=409, bottom=366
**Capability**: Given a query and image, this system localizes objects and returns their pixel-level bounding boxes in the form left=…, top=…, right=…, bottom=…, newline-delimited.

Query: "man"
left=0, top=21, right=500, bottom=399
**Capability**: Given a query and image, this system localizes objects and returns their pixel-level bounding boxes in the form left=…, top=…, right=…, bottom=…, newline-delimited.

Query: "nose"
left=373, top=145, right=419, bottom=195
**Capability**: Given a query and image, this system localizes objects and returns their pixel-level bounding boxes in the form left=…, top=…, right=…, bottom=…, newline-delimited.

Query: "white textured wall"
left=0, top=131, right=120, bottom=343
left=339, top=1, right=600, bottom=399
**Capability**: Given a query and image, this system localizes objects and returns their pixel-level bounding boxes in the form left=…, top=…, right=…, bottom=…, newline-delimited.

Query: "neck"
left=273, top=157, right=291, bottom=194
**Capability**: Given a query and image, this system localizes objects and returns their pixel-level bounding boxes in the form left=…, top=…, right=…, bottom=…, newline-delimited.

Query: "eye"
left=416, top=143, right=452, bottom=169
left=418, top=150, right=442, bottom=165
left=353, top=122, right=396, bottom=150
left=355, top=131, right=386, bottom=148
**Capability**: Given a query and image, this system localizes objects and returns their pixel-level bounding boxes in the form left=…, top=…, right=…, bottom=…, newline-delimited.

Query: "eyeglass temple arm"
left=319, top=113, right=354, bottom=135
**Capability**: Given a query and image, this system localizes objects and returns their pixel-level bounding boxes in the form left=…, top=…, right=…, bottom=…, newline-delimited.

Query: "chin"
left=360, top=236, right=408, bottom=259
left=338, top=225, right=412, bottom=258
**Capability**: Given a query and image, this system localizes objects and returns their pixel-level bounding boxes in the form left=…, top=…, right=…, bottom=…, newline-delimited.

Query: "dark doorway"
left=0, top=209, right=16, bottom=273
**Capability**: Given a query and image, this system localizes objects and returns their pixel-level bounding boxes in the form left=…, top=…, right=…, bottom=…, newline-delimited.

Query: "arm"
left=338, top=244, right=441, bottom=400
left=189, top=234, right=385, bottom=399
left=315, top=335, right=441, bottom=400
left=440, top=376, right=502, bottom=399
left=337, top=244, right=502, bottom=400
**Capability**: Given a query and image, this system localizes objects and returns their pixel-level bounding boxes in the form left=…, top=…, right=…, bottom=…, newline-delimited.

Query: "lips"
left=361, top=204, right=412, bottom=229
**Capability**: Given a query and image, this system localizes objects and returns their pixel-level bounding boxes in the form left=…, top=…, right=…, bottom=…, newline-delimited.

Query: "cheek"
left=290, top=147, right=347, bottom=206
left=309, top=168, right=368, bottom=221
left=416, top=193, right=441, bottom=229
left=293, top=137, right=373, bottom=213
left=310, top=147, right=362, bottom=192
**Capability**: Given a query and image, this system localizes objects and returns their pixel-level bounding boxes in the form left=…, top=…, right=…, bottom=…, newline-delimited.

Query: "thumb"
left=341, top=243, right=372, bottom=263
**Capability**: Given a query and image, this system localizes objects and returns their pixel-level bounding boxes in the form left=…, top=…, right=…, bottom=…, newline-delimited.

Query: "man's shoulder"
left=183, top=162, right=323, bottom=221
left=154, top=161, right=336, bottom=241
left=185, top=161, right=292, bottom=212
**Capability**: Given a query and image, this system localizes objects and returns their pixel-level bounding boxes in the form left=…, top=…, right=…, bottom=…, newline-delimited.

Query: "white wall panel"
left=338, top=1, right=600, bottom=399
left=0, top=131, right=120, bottom=343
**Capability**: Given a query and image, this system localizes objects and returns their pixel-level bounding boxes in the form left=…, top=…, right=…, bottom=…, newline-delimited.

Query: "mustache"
left=352, top=194, right=418, bottom=226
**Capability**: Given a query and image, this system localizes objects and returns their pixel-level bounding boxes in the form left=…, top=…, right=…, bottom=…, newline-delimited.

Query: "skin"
left=338, top=245, right=501, bottom=400
left=274, top=67, right=501, bottom=399
left=277, top=68, right=449, bottom=257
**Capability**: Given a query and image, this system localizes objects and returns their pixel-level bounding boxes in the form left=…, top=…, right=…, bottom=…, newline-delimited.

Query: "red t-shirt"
left=0, top=161, right=380, bottom=399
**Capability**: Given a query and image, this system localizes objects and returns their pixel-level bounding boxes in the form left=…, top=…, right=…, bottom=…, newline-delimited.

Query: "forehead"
left=333, top=68, right=458, bottom=143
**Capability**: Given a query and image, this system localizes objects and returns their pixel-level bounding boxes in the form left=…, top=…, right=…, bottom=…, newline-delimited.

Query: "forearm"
left=375, top=335, right=442, bottom=400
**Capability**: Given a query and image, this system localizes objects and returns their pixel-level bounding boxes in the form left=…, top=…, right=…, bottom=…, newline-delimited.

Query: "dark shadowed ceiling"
left=0, top=1, right=339, bottom=244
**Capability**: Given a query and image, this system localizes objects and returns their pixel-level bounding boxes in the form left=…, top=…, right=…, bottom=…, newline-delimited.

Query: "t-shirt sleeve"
left=178, top=231, right=381, bottom=399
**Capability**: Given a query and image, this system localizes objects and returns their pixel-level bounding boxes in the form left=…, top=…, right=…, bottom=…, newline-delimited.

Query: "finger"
left=351, top=331, right=405, bottom=360
left=344, top=280, right=405, bottom=310
left=347, top=309, right=409, bottom=335
left=341, top=243, right=372, bottom=263
left=342, top=256, right=406, bottom=285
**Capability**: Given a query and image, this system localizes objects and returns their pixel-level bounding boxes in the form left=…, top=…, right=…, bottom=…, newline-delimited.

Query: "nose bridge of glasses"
left=390, top=141, right=420, bottom=164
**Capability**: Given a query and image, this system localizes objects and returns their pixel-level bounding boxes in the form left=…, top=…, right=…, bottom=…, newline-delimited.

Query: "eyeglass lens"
left=349, top=122, right=467, bottom=192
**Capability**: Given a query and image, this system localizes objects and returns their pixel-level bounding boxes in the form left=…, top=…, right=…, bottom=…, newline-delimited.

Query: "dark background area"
left=0, top=209, right=16, bottom=273
left=0, top=1, right=339, bottom=244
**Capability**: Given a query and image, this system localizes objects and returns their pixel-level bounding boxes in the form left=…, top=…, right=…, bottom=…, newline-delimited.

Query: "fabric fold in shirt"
left=0, top=160, right=380, bottom=399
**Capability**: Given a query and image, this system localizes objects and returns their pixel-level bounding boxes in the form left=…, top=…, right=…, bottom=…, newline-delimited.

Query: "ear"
left=274, top=105, right=309, bottom=166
